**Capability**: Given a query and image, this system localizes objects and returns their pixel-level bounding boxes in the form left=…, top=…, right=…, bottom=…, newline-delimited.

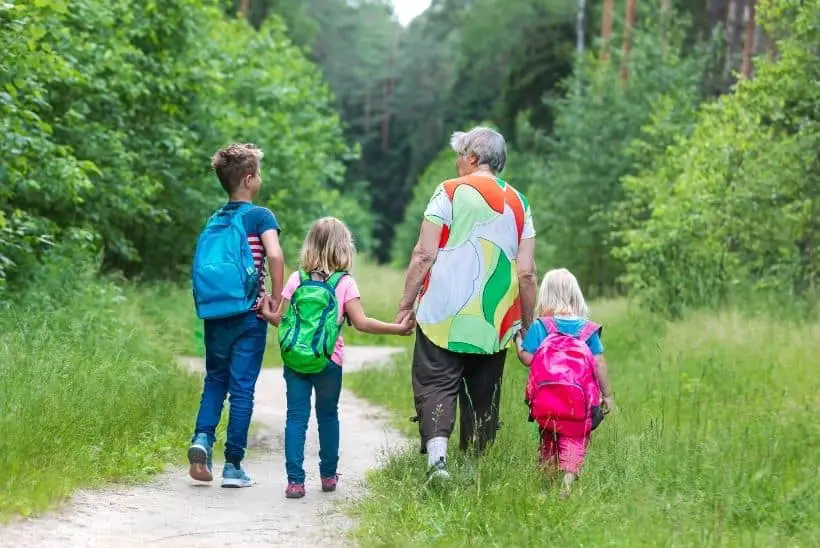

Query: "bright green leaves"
left=614, top=0, right=820, bottom=315
left=0, top=1, right=357, bottom=292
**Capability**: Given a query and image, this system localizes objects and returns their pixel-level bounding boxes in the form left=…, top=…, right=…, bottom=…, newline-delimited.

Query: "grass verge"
left=0, top=258, right=200, bottom=520
left=345, top=299, right=820, bottom=546
left=144, top=260, right=414, bottom=368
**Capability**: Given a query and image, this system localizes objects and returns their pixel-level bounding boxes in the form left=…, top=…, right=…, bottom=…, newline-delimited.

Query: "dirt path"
left=1, top=347, right=407, bottom=548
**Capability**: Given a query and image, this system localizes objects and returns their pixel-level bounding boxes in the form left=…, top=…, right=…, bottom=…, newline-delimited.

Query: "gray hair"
left=450, top=126, right=507, bottom=173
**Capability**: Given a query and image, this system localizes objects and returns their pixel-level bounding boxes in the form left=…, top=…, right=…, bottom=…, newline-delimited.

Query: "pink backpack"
left=525, top=317, right=602, bottom=437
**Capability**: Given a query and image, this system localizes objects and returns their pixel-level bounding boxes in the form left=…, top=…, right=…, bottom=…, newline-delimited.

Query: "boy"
left=188, top=143, right=284, bottom=487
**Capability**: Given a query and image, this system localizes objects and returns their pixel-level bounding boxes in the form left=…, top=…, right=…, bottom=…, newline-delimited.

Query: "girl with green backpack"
left=259, top=217, right=413, bottom=499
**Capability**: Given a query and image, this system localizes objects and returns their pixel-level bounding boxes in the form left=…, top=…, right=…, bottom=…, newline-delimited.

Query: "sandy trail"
left=1, top=346, right=407, bottom=548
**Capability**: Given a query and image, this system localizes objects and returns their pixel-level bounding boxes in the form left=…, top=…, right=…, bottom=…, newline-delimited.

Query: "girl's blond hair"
left=536, top=268, right=589, bottom=318
left=299, top=217, right=355, bottom=274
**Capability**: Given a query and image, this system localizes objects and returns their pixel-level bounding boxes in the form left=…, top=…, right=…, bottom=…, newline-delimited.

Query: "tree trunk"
left=239, top=0, right=251, bottom=18
left=599, top=0, right=614, bottom=60
left=576, top=0, right=586, bottom=54
left=364, top=89, right=371, bottom=137
left=660, top=0, right=671, bottom=55
left=620, top=0, right=637, bottom=83
left=741, top=0, right=757, bottom=79
left=723, top=0, right=742, bottom=81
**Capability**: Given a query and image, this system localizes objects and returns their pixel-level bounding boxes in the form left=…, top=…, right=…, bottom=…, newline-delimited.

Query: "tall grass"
left=152, top=260, right=413, bottom=368
left=345, top=299, right=820, bottom=546
left=0, top=256, right=200, bottom=520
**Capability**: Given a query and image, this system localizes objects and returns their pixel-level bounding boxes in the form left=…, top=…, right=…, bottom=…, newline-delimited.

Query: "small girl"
left=260, top=217, right=413, bottom=499
left=514, top=268, right=614, bottom=496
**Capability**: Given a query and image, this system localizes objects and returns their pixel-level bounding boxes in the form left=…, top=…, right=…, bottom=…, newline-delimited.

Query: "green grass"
left=141, top=260, right=414, bottom=368
left=0, top=263, right=200, bottom=520
left=345, top=299, right=820, bottom=546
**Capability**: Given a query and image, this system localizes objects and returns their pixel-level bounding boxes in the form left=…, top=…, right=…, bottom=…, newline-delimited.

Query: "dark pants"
left=411, top=328, right=506, bottom=454
left=194, top=311, right=267, bottom=465
left=283, top=362, right=343, bottom=483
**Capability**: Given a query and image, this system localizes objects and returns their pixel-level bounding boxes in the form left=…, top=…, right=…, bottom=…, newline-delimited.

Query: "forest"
left=2, top=0, right=818, bottom=315
left=1, top=0, right=818, bottom=543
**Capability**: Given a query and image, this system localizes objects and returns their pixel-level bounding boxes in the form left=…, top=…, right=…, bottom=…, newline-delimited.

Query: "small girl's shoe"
left=285, top=482, right=305, bottom=499
left=321, top=474, right=339, bottom=492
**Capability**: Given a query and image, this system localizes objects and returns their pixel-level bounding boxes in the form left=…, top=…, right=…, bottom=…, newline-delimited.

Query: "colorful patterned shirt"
left=416, top=173, right=535, bottom=354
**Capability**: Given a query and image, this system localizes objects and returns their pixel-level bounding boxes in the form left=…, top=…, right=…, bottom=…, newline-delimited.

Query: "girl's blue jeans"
left=283, top=362, right=343, bottom=483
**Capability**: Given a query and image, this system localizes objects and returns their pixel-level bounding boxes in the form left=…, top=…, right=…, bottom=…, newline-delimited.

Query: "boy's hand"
left=259, top=295, right=281, bottom=326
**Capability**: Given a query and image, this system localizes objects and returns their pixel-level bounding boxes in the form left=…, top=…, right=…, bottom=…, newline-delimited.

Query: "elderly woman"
left=396, top=126, right=537, bottom=482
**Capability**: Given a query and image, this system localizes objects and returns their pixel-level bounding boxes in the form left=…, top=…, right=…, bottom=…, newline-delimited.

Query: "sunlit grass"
left=346, top=299, right=820, bottom=546
left=0, top=275, right=200, bottom=520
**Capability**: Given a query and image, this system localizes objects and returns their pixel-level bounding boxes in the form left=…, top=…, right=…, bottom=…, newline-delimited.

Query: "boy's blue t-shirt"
left=223, top=201, right=279, bottom=236
left=221, top=201, right=279, bottom=296
left=521, top=316, right=604, bottom=355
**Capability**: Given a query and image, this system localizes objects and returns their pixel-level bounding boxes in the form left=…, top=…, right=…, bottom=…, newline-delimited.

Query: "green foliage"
left=390, top=148, right=456, bottom=266
left=0, top=0, right=367, bottom=292
left=616, top=0, right=820, bottom=315
left=0, top=248, right=199, bottom=518
left=256, top=0, right=582, bottom=260
left=347, top=300, right=820, bottom=545
left=523, top=10, right=713, bottom=295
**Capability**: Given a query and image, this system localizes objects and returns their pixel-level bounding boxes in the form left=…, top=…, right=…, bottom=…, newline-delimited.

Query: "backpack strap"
left=541, top=316, right=558, bottom=335
left=325, top=271, right=351, bottom=326
left=298, top=270, right=310, bottom=285
left=218, top=201, right=253, bottom=218
left=577, top=320, right=601, bottom=343
left=325, top=271, right=348, bottom=290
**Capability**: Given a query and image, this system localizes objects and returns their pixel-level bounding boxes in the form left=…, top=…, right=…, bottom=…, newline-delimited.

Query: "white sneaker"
left=426, top=457, right=451, bottom=485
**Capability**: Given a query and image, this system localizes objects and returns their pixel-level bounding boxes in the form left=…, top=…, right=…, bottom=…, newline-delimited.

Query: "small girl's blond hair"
left=299, top=217, right=355, bottom=274
left=536, top=268, right=589, bottom=318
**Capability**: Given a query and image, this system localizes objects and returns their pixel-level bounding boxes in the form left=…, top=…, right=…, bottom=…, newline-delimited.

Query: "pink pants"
left=539, top=430, right=589, bottom=475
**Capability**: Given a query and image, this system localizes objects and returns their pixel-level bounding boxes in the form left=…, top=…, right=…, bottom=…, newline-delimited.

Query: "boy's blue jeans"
left=283, top=362, right=343, bottom=483
left=193, top=311, right=267, bottom=465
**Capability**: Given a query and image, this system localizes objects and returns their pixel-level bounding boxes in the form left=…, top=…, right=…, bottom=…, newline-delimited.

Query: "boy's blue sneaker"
left=188, top=433, right=213, bottom=482
left=221, top=463, right=253, bottom=488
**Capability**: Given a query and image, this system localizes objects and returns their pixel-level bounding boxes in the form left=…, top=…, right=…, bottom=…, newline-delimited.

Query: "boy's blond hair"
left=536, top=268, right=589, bottom=318
left=299, top=217, right=355, bottom=274
left=211, top=143, right=263, bottom=194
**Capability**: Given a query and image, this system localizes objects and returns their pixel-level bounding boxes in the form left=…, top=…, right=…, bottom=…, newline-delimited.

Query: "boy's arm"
left=261, top=229, right=284, bottom=306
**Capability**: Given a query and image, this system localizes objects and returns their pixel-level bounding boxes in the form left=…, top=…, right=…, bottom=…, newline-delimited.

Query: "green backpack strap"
left=326, top=271, right=348, bottom=289
left=324, top=271, right=350, bottom=326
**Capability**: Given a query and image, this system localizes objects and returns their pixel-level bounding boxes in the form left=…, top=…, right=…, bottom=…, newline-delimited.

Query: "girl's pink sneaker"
left=285, top=482, right=305, bottom=499
left=321, top=475, right=339, bottom=492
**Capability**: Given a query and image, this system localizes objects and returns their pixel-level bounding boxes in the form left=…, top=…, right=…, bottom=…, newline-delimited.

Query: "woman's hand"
left=602, top=396, right=616, bottom=414
left=398, top=312, right=416, bottom=336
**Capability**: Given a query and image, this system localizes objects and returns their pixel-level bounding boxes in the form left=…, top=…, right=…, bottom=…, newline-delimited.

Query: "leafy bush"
left=390, top=148, right=455, bottom=266
left=523, top=10, right=712, bottom=295
left=616, top=0, right=820, bottom=315
left=0, top=0, right=369, bottom=292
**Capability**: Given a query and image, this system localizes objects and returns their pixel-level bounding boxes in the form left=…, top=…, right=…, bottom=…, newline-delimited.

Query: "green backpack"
left=278, top=270, right=347, bottom=373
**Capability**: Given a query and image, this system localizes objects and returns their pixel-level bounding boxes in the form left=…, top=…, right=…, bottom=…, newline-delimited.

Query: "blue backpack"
left=192, top=203, right=260, bottom=320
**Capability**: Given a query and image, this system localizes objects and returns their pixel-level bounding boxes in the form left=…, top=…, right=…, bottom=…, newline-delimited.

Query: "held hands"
left=602, top=396, right=616, bottom=415
left=395, top=307, right=416, bottom=336
left=258, top=293, right=281, bottom=326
